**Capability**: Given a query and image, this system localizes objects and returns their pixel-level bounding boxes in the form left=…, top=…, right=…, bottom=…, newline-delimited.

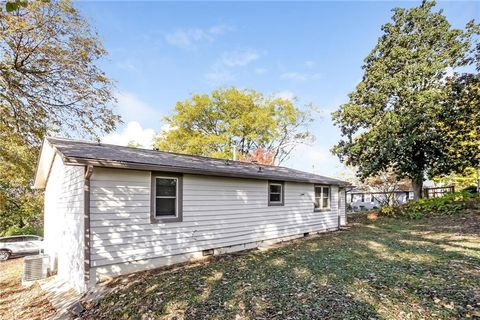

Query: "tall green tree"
left=0, top=0, right=119, bottom=234
left=154, top=87, right=314, bottom=165
left=433, top=167, right=478, bottom=190
left=332, top=1, right=479, bottom=199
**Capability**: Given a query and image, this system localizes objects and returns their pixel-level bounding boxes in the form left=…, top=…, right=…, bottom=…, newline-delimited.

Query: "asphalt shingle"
left=47, top=137, right=348, bottom=186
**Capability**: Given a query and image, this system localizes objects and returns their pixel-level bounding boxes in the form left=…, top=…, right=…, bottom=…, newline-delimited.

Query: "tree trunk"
left=412, top=176, right=423, bottom=200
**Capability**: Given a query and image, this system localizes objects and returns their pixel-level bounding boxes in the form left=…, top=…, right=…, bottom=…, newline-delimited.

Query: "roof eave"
left=33, top=139, right=55, bottom=189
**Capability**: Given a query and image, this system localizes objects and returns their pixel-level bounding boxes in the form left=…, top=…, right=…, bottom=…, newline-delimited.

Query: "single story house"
left=347, top=188, right=413, bottom=211
left=34, top=137, right=349, bottom=293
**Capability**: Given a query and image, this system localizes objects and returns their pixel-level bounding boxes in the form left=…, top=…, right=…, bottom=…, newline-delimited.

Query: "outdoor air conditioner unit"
left=22, top=254, right=50, bottom=283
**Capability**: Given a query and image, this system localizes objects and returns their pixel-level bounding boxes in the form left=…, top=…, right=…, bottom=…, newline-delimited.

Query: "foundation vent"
left=202, top=249, right=214, bottom=256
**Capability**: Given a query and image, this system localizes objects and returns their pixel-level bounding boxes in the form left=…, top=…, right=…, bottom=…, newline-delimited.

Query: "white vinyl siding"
left=339, top=188, right=346, bottom=226
left=43, top=155, right=85, bottom=292
left=89, top=168, right=344, bottom=269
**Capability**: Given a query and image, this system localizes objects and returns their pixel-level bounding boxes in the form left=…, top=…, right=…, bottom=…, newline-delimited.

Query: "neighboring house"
left=347, top=185, right=455, bottom=212
left=34, top=137, right=349, bottom=293
left=347, top=188, right=412, bottom=211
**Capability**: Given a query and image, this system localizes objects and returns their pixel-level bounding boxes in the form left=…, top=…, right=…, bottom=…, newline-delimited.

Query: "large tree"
left=154, top=87, right=314, bottom=165
left=0, top=0, right=119, bottom=234
left=332, top=1, right=479, bottom=199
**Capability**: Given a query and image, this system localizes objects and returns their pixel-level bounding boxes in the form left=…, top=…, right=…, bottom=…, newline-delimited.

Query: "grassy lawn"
left=83, top=212, right=480, bottom=320
left=0, top=258, right=56, bottom=320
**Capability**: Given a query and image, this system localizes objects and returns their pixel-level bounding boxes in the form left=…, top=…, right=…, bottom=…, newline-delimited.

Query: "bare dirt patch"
left=0, top=258, right=56, bottom=320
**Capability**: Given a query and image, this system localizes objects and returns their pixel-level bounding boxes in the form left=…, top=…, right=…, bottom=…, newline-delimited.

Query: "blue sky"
left=77, top=1, right=479, bottom=177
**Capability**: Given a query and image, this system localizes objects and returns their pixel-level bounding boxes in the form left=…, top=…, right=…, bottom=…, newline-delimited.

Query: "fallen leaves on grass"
left=0, top=258, right=56, bottom=320
left=82, top=212, right=480, bottom=320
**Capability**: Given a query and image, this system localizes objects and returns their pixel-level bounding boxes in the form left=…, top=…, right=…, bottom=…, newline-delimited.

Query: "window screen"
left=155, top=177, right=177, bottom=217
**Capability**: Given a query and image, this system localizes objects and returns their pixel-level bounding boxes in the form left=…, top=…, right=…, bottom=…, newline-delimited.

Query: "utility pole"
left=232, top=145, right=237, bottom=161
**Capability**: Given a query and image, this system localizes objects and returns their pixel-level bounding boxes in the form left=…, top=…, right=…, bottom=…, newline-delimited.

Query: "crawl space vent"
left=202, top=249, right=214, bottom=256
left=23, top=254, right=49, bottom=282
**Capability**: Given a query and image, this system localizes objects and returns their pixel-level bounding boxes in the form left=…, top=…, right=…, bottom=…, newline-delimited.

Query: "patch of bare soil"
left=0, top=258, right=56, bottom=320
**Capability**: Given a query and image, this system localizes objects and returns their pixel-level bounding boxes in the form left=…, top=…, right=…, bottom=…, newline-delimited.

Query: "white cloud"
left=284, top=143, right=333, bottom=174
left=205, top=69, right=235, bottom=83
left=274, top=90, right=295, bottom=101
left=205, top=49, right=262, bottom=85
left=281, top=72, right=307, bottom=81
left=205, top=50, right=261, bottom=85
left=208, top=25, right=232, bottom=35
left=254, top=68, right=267, bottom=75
left=102, top=121, right=155, bottom=148
left=220, top=50, right=260, bottom=67
left=117, top=60, right=139, bottom=73
left=444, top=67, right=454, bottom=78
left=115, top=91, right=162, bottom=126
left=304, top=60, right=316, bottom=68
left=296, top=144, right=328, bottom=162
left=281, top=72, right=322, bottom=82
left=165, top=24, right=233, bottom=49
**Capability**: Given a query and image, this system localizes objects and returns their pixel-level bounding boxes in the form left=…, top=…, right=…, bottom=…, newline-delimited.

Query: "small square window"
left=268, top=181, right=284, bottom=206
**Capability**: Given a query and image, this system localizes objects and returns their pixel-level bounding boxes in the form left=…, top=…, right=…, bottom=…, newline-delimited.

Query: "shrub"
left=377, top=191, right=479, bottom=220
left=462, top=185, right=478, bottom=194
left=1, top=225, right=43, bottom=237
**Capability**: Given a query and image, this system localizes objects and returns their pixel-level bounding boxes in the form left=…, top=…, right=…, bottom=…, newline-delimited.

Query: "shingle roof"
left=46, top=137, right=349, bottom=186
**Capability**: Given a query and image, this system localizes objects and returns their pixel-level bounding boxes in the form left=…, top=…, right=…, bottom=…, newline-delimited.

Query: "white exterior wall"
left=44, top=155, right=85, bottom=292
left=89, top=168, right=345, bottom=280
left=339, top=188, right=346, bottom=225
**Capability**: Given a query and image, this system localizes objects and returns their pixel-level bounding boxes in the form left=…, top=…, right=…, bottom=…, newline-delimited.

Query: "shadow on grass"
left=0, top=258, right=56, bottom=320
left=82, top=213, right=480, bottom=320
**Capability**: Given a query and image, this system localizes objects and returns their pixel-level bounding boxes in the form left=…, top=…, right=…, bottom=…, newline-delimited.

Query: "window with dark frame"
left=268, top=181, right=284, bottom=206
left=151, top=173, right=183, bottom=223
left=314, top=185, right=330, bottom=210
left=155, top=177, right=177, bottom=216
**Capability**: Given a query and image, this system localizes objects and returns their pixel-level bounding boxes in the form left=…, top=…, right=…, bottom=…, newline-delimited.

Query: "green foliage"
left=0, top=0, right=118, bottom=234
left=332, top=1, right=480, bottom=198
left=155, top=87, right=314, bottom=164
left=0, top=182, right=43, bottom=236
left=463, top=185, right=478, bottom=194
left=1, top=225, right=43, bottom=237
left=434, top=167, right=479, bottom=191
left=3, top=0, right=29, bottom=12
left=0, top=0, right=119, bottom=146
left=378, top=191, right=479, bottom=219
left=126, top=140, right=142, bottom=148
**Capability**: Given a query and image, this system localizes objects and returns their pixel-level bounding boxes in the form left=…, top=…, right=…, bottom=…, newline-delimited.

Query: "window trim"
left=150, top=172, right=183, bottom=223
left=268, top=181, right=284, bottom=206
left=314, top=185, right=331, bottom=211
